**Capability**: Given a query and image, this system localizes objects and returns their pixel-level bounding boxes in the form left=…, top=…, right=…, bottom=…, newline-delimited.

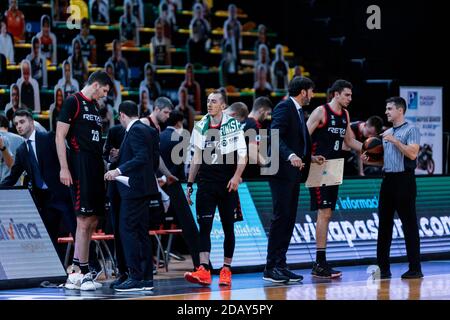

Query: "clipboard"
left=305, top=158, right=344, bottom=188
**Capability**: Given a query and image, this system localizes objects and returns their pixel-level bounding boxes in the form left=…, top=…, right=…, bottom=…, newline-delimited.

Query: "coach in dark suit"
left=1, top=109, right=76, bottom=260
left=263, top=77, right=317, bottom=283
left=105, top=101, right=159, bottom=291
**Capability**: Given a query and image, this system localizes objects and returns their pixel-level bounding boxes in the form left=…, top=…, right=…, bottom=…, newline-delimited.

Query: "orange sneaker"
left=219, top=267, right=232, bottom=286
left=184, top=266, right=211, bottom=286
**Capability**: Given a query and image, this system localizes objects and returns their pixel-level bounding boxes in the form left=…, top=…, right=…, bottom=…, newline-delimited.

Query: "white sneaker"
left=64, top=272, right=83, bottom=290
left=80, top=272, right=98, bottom=291
left=90, top=270, right=103, bottom=289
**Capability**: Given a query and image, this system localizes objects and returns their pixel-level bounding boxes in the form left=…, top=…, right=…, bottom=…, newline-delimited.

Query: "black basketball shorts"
left=69, top=151, right=105, bottom=217
left=309, top=185, right=340, bottom=211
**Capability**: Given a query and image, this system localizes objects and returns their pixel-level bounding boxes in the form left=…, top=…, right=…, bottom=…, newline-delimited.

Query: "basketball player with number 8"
left=306, top=80, right=363, bottom=278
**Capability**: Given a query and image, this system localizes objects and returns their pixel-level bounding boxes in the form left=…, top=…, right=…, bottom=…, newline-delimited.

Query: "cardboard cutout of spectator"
left=106, top=39, right=129, bottom=87
left=5, top=0, right=25, bottom=42
left=16, top=60, right=41, bottom=112
left=175, top=86, right=196, bottom=133
left=219, top=43, right=238, bottom=88
left=49, top=85, right=64, bottom=132
left=26, top=36, right=48, bottom=88
left=253, top=64, right=272, bottom=99
left=130, top=0, right=144, bottom=26
left=255, top=43, right=271, bottom=83
left=4, top=84, right=21, bottom=127
left=52, top=0, right=70, bottom=25
left=271, top=44, right=289, bottom=90
left=56, top=59, right=80, bottom=98
left=75, top=18, right=97, bottom=65
left=187, top=3, right=211, bottom=67
left=90, top=0, right=110, bottom=25
left=150, top=19, right=172, bottom=66
left=254, top=24, right=270, bottom=60
left=104, top=61, right=122, bottom=113
left=156, top=1, right=176, bottom=41
left=68, top=38, right=88, bottom=87
left=0, top=19, right=14, bottom=64
left=223, top=4, right=242, bottom=63
left=36, top=15, right=57, bottom=65
left=180, top=63, right=201, bottom=113
left=120, top=0, right=140, bottom=46
left=139, top=63, right=162, bottom=105
left=138, top=86, right=152, bottom=117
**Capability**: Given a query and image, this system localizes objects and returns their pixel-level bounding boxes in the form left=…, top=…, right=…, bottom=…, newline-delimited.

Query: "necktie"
left=298, top=108, right=308, bottom=156
left=27, top=140, right=44, bottom=189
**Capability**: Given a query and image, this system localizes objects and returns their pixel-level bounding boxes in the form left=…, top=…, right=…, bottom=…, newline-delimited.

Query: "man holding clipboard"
left=306, top=80, right=363, bottom=279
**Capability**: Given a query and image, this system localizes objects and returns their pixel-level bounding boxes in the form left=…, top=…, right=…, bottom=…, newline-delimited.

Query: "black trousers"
left=119, top=196, right=153, bottom=281
left=266, top=178, right=300, bottom=269
left=377, top=172, right=421, bottom=271
left=108, top=182, right=127, bottom=275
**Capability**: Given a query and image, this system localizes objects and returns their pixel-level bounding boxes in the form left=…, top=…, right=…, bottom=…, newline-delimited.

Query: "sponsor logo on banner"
left=407, top=91, right=418, bottom=109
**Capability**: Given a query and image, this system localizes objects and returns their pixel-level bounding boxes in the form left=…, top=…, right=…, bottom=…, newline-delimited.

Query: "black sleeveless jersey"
left=58, top=92, right=103, bottom=155
left=311, top=103, right=349, bottom=159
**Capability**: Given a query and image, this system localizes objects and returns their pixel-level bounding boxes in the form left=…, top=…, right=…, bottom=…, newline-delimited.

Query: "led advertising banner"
left=400, top=86, right=443, bottom=175
left=248, top=177, right=450, bottom=265
left=0, top=189, right=67, bottom=288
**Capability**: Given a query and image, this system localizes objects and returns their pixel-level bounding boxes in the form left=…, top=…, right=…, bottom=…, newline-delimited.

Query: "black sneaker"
left=401, top=270, right=424, bottom=279
left=114, top=278, right=145, bottom=292
left=327, top=265, right=342, bottom=278
left=279, top=268, right=303, bottom=283
left=311, top=262, right=332, bottom=279
left=142, top=280, right=154, bottom=291
left=110, top=273, right=128, bottom=289
left=263, top=267, right=290, bottom=283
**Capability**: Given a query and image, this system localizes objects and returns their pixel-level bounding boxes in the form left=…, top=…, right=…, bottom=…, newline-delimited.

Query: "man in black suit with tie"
left=263, top=76, right=324, bottom=283
left=104, top=101, right=159, bottom=291
left=0, top=109, right=76, bottom=262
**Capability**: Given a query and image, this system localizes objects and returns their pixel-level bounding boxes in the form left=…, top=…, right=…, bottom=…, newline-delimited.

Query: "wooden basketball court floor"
left=1, top=260, right=450, bottom=300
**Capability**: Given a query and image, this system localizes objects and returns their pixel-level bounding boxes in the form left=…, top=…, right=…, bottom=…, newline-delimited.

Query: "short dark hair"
left=154, top=97, right=174, bottom=111
left=212, top=89, right=227, bottom=105
left=366, top=115, right=384, bottom=134
left=13, top=109, right=33, bottom=121
left=288, top=76, right=315, bottom=97
left=386, top=96, right=407, bottom=114
left=329, top=79, right=353, bottom=95
left=228, top=102, right=249, bottom=119
left=252, top=96, right=273, bottom=112
left=87, top=70, right=113, bottom=88
left=218, top=87, right=228, bottom=105
left=81, top=17, right=90, bottom=27
left=118, top=100, right=139, bottom=118
left=166, top=110, right=184, bottom=127
left=0, top=115, right=9, bottom=128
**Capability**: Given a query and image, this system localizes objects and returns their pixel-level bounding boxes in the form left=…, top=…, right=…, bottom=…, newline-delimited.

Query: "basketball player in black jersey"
left=56, top=71, right=112, bottom=290
left=184, top=90, right=247, bottom=287
left=306, top=80, right=363, bottom=278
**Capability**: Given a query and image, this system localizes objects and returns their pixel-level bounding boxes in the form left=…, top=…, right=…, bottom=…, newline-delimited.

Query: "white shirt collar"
left=126, top=119, right=139, bottom=132
left=28, top=130, right=37, bottom=142
left=290, top=96, right=302, bottom=110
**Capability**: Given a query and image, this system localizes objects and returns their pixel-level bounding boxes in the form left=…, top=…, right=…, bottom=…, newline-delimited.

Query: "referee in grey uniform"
left=364, top=97, right=423, bottom=279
